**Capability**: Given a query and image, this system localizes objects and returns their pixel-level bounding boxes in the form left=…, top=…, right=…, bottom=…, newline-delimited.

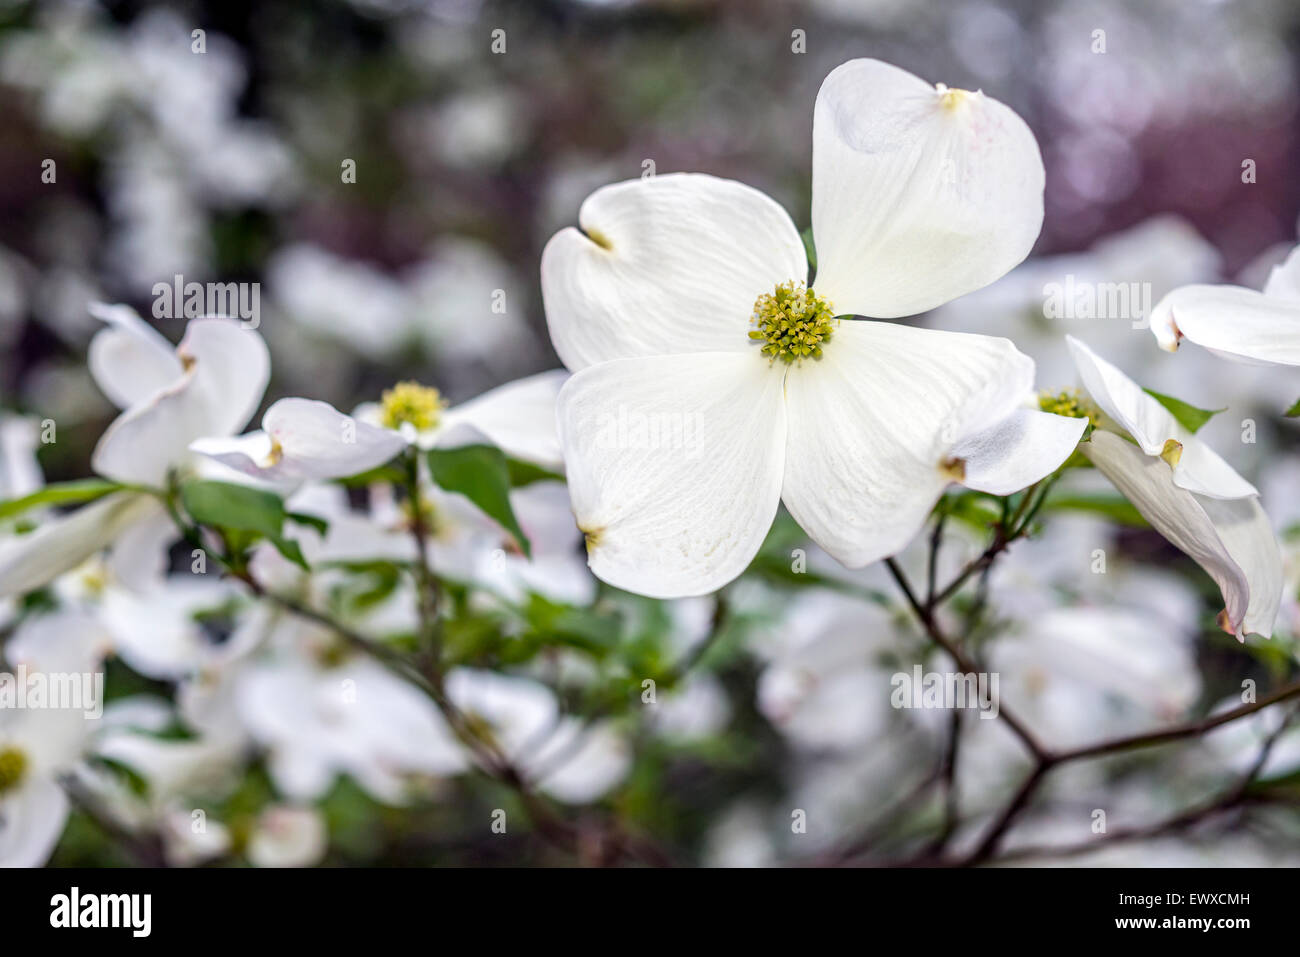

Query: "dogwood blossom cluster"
left=0, top=55, right=1296, bottom=869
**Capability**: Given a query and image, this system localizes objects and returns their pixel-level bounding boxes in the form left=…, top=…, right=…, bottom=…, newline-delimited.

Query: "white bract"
left=1065, top=336, right=1283, bottom=639
left=1150, top=242, right=1300, bottom=365
left=352, top=370, right=570, bottom=467
left=88, top=304, right=269, bottom=486
left=234, top=649, right=468, bottom=805
left=190, top=398, right=407, bottom=483
left=245, top=805, right=327, bottom=868
left=193, top=368, right=569, bottom=485
left=541, top=58, right=1084, bottom=598
left=0, top=304, right=269, bottom=599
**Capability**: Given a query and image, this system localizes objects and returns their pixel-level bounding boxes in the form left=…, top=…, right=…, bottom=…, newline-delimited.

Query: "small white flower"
left=1150, top=242, right=1300, bottom=365
left=351, top=369, right=570, bottom=470
left=246, top=804, right=327, bottom=868
left=444, top=668, right=630, bottom=804
left=0, top=706, right=89, bottom=867
left=89, top=304, right=270, bottom=486
left=1066, top=336, right=1283, bottom=638
left=0, top=304, right=270, bottom=599
left=542, top=59, right=1084, bottom=598
left=190, top=398, right=407, bottom=483
left=234, top=653, right=467, bottom=805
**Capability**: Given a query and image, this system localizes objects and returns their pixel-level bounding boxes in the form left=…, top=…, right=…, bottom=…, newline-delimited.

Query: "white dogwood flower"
left=542, top=58, right=1083, bottom=597
left=351, top=369, right=570, bottom=470
left=0, top=706, right=89, bottom=867
left=235, top=651, right=468, bottom=805
left=0, top=304, right=269, bottom=599
left=1064, top=336, right=1282, bottom=638
left=195, top=368, right=570, bottom=486
left=88, top=304, right=270, bottom=486
left=1150, top=242, right=1300, bottom=365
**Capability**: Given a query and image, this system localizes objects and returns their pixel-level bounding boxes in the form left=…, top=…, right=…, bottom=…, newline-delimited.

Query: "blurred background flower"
left=2, top=0, right=1300, bottom=866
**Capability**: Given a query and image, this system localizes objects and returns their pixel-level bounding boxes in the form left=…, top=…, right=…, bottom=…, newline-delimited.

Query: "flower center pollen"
left=0, top=746, right=28, bottom=794
left=935, top=83, right=975, bottom=111
left=380, top=381, right=446, bottom=432
left=749, top=281, right=837, bottom=364
left=1038, top=389, right=1099, bottom=424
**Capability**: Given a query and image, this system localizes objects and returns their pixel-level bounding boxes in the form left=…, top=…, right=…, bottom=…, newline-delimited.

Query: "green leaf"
left=0, top=479, right=124, bottom=521
left=1045, top=493, right=1150, bottom=528
left=940, top=490, right=1002, bottom=533
left=287, top=511, right=330, bottom=536
left=506, top=457, right=564, bottom=488
left=181, top=480, right=286, bottom=538
left=517, top=593, right=621, bottom=655
left=1285, top=397, right=1300, bottom=417
left=427, top=445, right=531, bottom=558
left=801, top=227, right=817, bottom=274
left=332, top=463, right=406, bottom=487
left=179, top=479, right=307, bottom=569
left=269, top=536, right=309, bottom=570
left=1143, top=389, right=1224, bottom=433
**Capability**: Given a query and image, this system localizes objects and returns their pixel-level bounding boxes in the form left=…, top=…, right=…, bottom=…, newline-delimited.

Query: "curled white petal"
left=1149, top=283, right=1300, bottom=366
left=1085, top=430, right=1281, bottom=639
left=781, top=321, right=1033, bottom=566
left=811, top=59, right=1044, bottom=318
left=87, top=303, right=183, bottom=410
left=1066, top=335, right=1255, bottom=499
left=191, top=398, right=406, bottom=482
left=951, top=407, right=1086, bottom=496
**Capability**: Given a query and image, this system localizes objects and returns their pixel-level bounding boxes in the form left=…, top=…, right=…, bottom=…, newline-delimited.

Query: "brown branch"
left=885, top=558, right=1049, bottom=763
left=960, top=761, right=1053, bottom=866
left=993, top=707, right=1300, bottom=863
left=1049, top=683, right=1300, bottom=764
left=882, top=481, right=1300, bottom=867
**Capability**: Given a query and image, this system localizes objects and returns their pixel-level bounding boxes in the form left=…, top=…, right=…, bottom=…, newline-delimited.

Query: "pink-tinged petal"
left=811, top=59, right=1044, bottom=318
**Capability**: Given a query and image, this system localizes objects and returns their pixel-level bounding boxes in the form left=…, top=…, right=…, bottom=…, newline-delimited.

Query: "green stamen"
left=749, top=281, right=837, bottom=365
left=0, top=746, right=28, bottom=794
left=380, top=381, right=446, bottom=432
left=1038, top=389, right=1100, bottom=424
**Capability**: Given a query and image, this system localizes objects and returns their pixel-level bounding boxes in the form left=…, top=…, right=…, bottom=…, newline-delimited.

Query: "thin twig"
left=1052, top=682, right=1300, bottom=764
left=995, top=710, right=1300, bottom=864
left=885, top=558, right=1049, bottom=762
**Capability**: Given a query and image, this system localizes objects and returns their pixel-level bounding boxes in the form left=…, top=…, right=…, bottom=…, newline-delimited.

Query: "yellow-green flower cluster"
left=0, top=746, right=27, bottom=794
left=1038, top=389, right=1099, bottom=424
left=749, top=281, right=837, bottom=364
left=380, top=381, right=446, bottom=432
